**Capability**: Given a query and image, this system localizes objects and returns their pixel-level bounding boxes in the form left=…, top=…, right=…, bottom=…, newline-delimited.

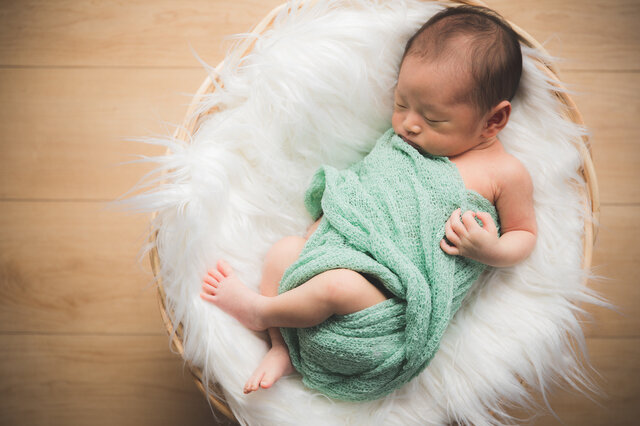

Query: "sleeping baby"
left=200, top=4, right=537, bottom=401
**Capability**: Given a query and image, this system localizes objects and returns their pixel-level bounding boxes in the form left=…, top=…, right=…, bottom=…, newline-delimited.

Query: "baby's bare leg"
left=258, top=268, right=388, bottom=326
left=243, top=259, right=389, bottom=391
left=244, top=236, right=307, bottom=394
left=201, top=259, right=388, bottom=329
left=200, top=236, right=388, bottom=392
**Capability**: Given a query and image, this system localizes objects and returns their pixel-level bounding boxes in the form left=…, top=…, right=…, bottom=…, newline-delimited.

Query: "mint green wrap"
left=278, top=128, right=501, bottom=401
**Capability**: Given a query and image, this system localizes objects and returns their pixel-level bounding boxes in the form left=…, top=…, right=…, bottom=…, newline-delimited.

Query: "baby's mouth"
left=400, top=135, right=421, bottom=151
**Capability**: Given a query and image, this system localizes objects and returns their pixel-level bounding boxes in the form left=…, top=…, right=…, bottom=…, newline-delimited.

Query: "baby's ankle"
left=253, top=295, right=272, bottom=331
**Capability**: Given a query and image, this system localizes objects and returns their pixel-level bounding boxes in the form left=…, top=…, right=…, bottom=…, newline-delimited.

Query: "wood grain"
left=0, top=0, right=284, bottom=68
left=561, top=71, right=640, bottom=204
left=0, top=201, right=163, bottom=334
left=0, top=68, right=203, bottom=200
left=490, top=0, right=640, bottom=71
left=0, top=0, right=635, bottom=70
left=583, top=206, right=640, bottom=338
left=0, top=334, right=226, bottom=426
left=507, top=337, right=640, bottom=426
left=0, top=0, right=637, bottom=424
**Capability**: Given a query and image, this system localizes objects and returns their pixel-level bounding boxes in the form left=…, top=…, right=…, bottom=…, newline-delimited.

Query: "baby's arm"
left=441, top=158, right=537, bottom=267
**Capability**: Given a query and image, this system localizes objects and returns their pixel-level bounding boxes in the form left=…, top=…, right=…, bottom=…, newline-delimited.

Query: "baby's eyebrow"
left=395, top=88, right=445, bottom=114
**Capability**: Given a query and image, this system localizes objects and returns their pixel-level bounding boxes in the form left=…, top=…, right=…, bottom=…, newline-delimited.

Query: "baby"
left=201, top=5, right=537, bottom=398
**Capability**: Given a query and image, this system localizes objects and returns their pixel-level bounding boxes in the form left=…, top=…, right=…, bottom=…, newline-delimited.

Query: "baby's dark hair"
left=401, top=5, right=524, bottom=118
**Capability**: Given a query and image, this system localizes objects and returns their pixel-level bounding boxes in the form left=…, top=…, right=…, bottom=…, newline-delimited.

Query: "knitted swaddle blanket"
left=278, top=128, right=501, bottom=401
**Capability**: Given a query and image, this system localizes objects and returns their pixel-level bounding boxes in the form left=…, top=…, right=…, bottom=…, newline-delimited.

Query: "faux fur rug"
left=115, top=0, right=614, bottom=424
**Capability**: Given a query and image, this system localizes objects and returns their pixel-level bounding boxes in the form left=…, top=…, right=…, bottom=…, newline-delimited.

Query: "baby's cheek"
left=391, top=113, right=402, bottom=134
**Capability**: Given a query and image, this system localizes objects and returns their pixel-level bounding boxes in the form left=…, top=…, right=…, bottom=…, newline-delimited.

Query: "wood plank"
left=505, top=337, right=640, bottom=425
left=0, top=0, right=284, bottom=68
left=0, top=334, right=229, bottom=426
left=2, top=68, right=638, bottom=204
left=0, top=1, right=636, bottom=70
left=561, top=71, right=640, bottom=205
left=489, top=0, right=640, bottom=71
left=0, top=201, right=162, bottom=334
left=0, top=67, right=203, bottom=200
left=583, top=205, right=640, bottom=338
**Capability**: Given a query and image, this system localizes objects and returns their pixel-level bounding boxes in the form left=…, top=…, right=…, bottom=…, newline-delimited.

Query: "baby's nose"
left=404, top=122, right=421, bottom=135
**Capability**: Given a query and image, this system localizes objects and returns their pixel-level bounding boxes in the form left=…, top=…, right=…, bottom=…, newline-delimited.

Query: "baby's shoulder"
left=495, top=153, right=531, bottom=185
left=494, top=153, right=534, bottom=200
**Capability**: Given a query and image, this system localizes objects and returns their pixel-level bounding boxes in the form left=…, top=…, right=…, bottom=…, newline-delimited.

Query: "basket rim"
left=149, top=0, right=601, bottom=423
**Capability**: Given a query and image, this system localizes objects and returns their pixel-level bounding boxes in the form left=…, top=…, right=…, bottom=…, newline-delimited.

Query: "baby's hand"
left=440, top=208, right=499, bottom=264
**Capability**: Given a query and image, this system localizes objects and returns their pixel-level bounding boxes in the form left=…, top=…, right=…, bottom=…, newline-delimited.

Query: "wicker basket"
left=149, top=0, right=600, bottom=423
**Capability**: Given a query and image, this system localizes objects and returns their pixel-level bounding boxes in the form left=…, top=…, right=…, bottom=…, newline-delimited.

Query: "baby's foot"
left=200, top=259, right=267, bottom=331
left=244, top=344, right=295, bottom=394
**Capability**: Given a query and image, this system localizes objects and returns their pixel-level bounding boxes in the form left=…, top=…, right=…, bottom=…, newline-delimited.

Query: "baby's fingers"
left=440, top=237, right=460, bottom=255
left=475, top=211, right=497, bottom=233
left=461, top=210, right=479, bottom=230
left=444, top=218, right=461, bottom=247
left=449, top=208, right=469, bottom=237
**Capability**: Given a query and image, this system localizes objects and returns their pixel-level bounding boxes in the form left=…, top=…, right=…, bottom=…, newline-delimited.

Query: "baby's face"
left=392, top=55, right=487, bottom=158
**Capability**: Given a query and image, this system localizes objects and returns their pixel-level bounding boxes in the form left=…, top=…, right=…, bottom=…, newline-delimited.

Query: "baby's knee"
left=264, top=236, right=306, bottom=273
left=269, top=235, right=306, bottom=258
left=323, top=269, right=388, bottom=315
left=323, top=270, right=367, bottom=310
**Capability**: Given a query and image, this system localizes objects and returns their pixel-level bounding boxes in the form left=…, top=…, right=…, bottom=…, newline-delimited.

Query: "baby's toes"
left=201, top=284, right=215, bottom=297
left=207, top=269, right=224, bottom=283
left=217, top=259, right=234, bottom=277
left=259, top=373, right=276, bottom=389
left=244, top=372, right=264, bottom=394
left=243, top=378, right=253, bottom=394
left=203, top=275, right=218, bottom=287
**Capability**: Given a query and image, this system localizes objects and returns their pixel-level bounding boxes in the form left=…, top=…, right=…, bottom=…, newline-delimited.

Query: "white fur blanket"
left=115, top=0, right=613, bottom=424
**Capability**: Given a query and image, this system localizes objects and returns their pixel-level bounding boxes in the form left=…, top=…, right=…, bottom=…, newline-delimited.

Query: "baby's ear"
left=484, top=101, right=511, bottom=136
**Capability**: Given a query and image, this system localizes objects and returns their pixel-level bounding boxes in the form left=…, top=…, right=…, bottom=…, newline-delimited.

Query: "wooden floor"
left=0, top=1, right=637, bottom=425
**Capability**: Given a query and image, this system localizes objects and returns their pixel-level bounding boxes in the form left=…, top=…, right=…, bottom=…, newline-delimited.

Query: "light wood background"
left=0, top=1, right=637, bottom=425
